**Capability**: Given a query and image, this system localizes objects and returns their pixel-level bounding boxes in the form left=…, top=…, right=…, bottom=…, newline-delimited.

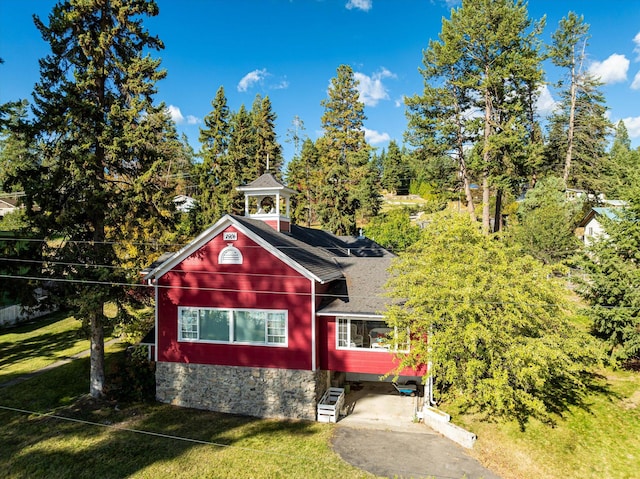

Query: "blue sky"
left=1, top=0, right=639, bottom=165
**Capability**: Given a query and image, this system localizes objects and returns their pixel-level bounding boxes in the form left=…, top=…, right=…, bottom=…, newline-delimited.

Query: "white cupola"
left=236, top=173, right=297, bottom=233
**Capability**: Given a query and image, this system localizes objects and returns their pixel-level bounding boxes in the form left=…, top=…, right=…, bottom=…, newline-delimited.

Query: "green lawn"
left=448, top=369, right=640, bottom=479
left=0, top=312, right=91, bottom=384
left=0, top=313, right=371, bottom=479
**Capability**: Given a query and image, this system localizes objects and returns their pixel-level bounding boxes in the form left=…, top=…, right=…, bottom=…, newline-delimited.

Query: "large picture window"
left=178, top=307, right=287, bottom=346
left=336, top=318, right=408, bottom=352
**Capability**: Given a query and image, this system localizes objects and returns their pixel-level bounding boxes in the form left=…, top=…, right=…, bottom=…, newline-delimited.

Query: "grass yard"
left=449, top=369, right=640, bottom=479
left=0, top=312, right=91, bottom=385
left=0, top=313, right=371, bottom=479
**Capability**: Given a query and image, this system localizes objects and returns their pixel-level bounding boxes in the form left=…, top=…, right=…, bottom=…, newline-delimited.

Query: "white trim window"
left=336, top=317, right=408, bottom=352
left=178, top=307, right=287, bottom=346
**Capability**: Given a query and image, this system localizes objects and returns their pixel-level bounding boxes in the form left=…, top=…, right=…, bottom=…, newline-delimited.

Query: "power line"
left=0, top=404, right=348, bottom=474
left=0, top=272, right=634, bottom=310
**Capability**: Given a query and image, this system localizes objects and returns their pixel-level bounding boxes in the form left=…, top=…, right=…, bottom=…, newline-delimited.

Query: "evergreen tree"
left=579, top=188, right=640, bottom=363
left=408, top=0, right=544, bottom=233
left=381, top=140, right=409, bottom=195
left=23, top=0, right=169, bottom=398
left=285, top=138, right=319, bottom=227
left=546, top=78, right=611, bottom=196
left=197, top=86, right=231, bottom=226
left=0, top=100, right=32, bottom=192
left=547, top=12, right=612, bottom=195
left=602, top=121, right=640, bottom=199
left=226, top=105, right=254, bottom=212
left=316, top=64, right=380, bottom=234
left=251, top=95, right=283, bottom=178
left=506, top=176, right=583, bottom=265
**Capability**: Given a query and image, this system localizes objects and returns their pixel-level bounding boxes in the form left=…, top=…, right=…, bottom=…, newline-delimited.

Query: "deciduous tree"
left=385, top=212, right=600, bottom=426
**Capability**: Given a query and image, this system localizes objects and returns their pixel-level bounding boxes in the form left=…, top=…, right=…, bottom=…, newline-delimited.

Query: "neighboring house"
left=0, top=198, right=19, bottom=217
left=578, top=207, right=623, bottom=246
left=173, top=194, right=197, bottom=213
left=142, top=173, right=424, bottom=420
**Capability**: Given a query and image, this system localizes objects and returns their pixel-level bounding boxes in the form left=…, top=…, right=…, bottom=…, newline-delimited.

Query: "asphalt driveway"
left=332, top=426, right=501, bottom=479
left=330, top=382, right=501, bottom=479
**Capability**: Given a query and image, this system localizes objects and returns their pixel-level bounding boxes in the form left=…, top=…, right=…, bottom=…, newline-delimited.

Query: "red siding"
left=156, top=226, right=313, bottom=370
left=319, top=317, right=426, bottom=377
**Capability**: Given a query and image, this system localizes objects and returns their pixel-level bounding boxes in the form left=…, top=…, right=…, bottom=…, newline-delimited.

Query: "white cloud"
left=621, top=116, right=640, bottom=140
left=588, top=54, right=629, bottom=84
left=632, top=71, right=640, bottom=90
left=354, top=68, right=396, bottom=107
left=166, top=105, right=199, bottom=125
left=633, top=32, right=640, bottom=61
left=272, top=79, right=289, bottom=90
left=535, top=84, right=558, bottom=116
left=346, top=0, right=372, bottom=11
left=364, top=127, right=390, bottom=144
left=167, top=105, right=185, bottom=124
left=237, top=68, right=268, bottom=92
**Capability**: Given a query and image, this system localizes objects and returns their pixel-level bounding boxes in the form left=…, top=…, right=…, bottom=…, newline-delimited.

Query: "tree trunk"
left=89, top=310, right=105, bottom=398
left=563, top=60, right=578, bottom=183
left=493, top=188, right=503, bottom=233
left=482, top=174, right=490, bottom=233
left=482, top=70, right=492, bottom=234
left=459, top=157, right=476, bottom=220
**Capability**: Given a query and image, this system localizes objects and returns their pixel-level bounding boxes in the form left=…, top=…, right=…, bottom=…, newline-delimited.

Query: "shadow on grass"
left=0, top=312, right=86, bottom=370
left=0, top=352, right=324, bottom=479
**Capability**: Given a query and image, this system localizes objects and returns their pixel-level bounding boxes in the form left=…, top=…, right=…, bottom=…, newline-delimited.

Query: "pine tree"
left=579, top=189, right=640, bottom=363
left=285, top=138, right=319, bottom=227
left=24, top=0, right=169, bottom=398
left=227, top=105, right=255, bottom=212
left=197, top=86, right=231, bottom=225
left=545, top=76, right=611, bottom=196
left=408, top=0, right=544, bottom=232
left=0, top=100, right=32, bottom=192
left=251, top=95, right=283, bottom=178
left=316, top=64, right=380, bottom=234
left=381, top=140, right=408, bottom=195
left=602, top=121, right=640, bottom=199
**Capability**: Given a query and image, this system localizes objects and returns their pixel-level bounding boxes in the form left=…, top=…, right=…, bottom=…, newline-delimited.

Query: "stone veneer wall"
left=156, top=362, right=329, bottom=421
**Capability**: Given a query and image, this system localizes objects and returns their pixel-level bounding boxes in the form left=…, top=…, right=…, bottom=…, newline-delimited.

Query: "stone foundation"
left=156, top=362, right=328, bottom=421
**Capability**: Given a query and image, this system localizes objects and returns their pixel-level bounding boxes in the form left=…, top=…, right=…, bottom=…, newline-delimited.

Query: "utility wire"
left=0, top=272, right=634, bottom=310
left=0, top=404, right=347, bottom=474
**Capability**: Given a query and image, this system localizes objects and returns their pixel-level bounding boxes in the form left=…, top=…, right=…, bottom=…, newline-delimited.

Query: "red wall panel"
left=156, top=226, right=313, bottom=370
left=319, top=317, right=426, bottom=377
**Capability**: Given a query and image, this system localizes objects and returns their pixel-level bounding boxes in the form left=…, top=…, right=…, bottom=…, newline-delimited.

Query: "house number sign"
left=223, top=232, right=237, bottom=241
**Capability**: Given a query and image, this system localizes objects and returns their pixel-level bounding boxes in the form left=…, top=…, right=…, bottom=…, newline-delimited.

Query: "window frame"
left=336, top=317, right=409, bottom=353
left=178, top=306, right=288, bottom=347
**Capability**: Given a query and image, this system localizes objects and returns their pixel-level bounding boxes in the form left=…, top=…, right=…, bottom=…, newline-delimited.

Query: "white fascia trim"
left=316, top=312, right=384, bottom=318
left=145, top=214, right=337, bottom=285
left=145, top=215, right=234, bottom=280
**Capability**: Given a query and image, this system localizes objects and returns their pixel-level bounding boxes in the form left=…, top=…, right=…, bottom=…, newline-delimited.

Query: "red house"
left=143, top=174, right=424, bottom=420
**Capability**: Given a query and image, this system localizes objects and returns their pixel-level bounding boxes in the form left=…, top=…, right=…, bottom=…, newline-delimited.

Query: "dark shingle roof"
left=230, top=215, right=343, bottom=282
left=317, top=256, right=396, bottom=316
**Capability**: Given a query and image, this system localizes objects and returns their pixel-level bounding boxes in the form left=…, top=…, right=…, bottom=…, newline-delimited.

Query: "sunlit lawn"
left=448, top=369, right=640, bottom=479
left=0, top=312, right=91, bottom=384
left=0, top=314, right=371, bottom=479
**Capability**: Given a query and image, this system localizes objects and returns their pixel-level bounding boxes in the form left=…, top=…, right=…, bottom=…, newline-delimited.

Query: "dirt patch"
left=621, top=390, right=640, bottom=409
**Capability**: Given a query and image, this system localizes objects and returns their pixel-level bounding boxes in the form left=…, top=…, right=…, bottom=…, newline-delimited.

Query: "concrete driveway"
left=331, top=382, right=501, bottom=479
